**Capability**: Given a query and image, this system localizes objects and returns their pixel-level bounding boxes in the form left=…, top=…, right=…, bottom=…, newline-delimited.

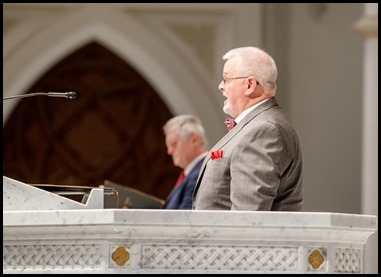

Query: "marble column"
left=354, top=3, right=378, bottom=274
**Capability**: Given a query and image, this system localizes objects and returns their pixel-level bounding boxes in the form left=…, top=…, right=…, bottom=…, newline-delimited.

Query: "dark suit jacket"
left=193, top=97, right=303, bottom=211
left=163, top=158, right=205, bottom=209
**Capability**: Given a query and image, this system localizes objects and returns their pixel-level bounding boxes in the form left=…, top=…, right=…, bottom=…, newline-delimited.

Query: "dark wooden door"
left=3, top=42, right=180, bottom=201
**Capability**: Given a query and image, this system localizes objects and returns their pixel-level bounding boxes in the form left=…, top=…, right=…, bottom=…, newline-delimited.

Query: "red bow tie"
left=224, top=118, right=236, bottom=131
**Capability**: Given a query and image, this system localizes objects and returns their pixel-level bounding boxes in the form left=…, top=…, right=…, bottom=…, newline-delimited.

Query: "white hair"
left=163, top=114, right=208, bottom=148
left=223, top=46, right=278, bottom=90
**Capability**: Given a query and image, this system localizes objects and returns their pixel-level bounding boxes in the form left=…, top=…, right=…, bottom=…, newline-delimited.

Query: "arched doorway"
left=3, top=42, right=180, bottom=201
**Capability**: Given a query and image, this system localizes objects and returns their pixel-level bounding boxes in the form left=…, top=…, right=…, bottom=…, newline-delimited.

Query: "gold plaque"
left=308, top=249, right=325, bottom=270
left=111, top=246, right=130, bottom=266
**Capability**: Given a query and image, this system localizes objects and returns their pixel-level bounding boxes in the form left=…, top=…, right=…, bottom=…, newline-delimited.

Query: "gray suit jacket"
left=193, top=97, right=303, bottom=211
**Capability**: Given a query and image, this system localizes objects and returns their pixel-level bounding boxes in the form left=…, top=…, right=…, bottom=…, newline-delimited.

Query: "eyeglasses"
left=222, top=76, right=259, bottom=86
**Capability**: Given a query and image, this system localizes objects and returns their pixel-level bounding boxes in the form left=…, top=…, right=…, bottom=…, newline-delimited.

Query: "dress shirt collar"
left=234, top=98, right=271, bottom=124
left=184, top=151, right=208, bottom=176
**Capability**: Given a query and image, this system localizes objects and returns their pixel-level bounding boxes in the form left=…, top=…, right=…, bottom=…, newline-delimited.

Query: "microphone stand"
left=3, top=91, right=77, bottom=100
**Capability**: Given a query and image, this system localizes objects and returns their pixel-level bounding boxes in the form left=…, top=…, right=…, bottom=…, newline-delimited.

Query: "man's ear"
left=245, top=77, right=260, bottom=98
left=189, top=133, right=199, bottom=144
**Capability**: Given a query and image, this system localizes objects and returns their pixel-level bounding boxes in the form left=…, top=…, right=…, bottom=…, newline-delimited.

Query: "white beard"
left=223, top=100, right=233, bottom=117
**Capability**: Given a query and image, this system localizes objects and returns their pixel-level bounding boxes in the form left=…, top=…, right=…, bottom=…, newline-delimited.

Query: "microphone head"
left=66, top=91, right=77, bottom=99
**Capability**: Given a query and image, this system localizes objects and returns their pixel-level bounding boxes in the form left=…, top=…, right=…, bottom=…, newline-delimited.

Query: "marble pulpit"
left=3, top=176, right=378, bottom=274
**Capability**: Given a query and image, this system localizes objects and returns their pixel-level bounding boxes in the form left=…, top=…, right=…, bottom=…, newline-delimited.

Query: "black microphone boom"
left=3, top=91, right=77, bottom=100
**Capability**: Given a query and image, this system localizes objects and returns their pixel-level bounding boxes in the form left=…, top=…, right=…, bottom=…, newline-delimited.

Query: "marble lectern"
left=3, top=176, right=378, bottom=274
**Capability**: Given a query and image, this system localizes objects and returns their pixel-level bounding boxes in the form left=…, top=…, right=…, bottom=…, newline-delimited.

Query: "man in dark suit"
left=162, top=115, right=208, bottom=209
left=193, top=46, right=304, bottom=211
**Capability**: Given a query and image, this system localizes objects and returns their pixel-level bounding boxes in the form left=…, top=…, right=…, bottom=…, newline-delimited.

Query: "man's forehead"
left=223, top=58, right=238, bottom=72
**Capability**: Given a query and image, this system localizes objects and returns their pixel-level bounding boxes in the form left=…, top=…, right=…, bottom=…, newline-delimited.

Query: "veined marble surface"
left=3, top=209, right=377, bottom=274
left=3, top=176, right=104, bottom=210
left=3, top=208, right=377, bottom=230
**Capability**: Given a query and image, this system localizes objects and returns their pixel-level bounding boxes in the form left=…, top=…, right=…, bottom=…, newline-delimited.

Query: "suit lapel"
left=214, top=97, right=279, bottom=150
left=193, top=97, right=279, bottom=198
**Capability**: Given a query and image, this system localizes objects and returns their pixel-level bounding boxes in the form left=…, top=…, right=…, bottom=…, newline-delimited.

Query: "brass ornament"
left=308, top=249, right=325, bottom=270
left=111, top=246, right=130, bottom=266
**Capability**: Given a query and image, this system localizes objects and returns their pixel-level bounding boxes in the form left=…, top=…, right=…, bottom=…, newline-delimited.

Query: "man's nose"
left=218, top=81, right=224, bottom=91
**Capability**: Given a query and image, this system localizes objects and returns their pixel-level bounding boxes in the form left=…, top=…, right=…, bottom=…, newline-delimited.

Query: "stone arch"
left=3, top=5, right=223, bottom=143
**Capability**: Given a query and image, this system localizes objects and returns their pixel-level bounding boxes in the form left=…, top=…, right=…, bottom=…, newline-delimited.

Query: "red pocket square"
left=211, top=150, right=223, bottom=160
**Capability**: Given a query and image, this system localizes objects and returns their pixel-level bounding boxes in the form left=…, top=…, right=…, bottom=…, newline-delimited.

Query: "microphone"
left=3, top=91, right=77, bottom=100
